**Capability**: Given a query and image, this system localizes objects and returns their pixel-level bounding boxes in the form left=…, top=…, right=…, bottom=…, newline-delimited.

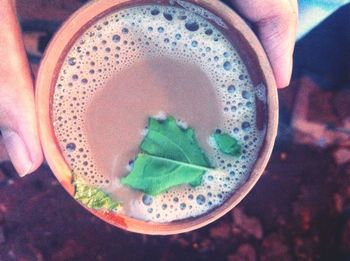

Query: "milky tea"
left=51, top=1, right=268, bottom=223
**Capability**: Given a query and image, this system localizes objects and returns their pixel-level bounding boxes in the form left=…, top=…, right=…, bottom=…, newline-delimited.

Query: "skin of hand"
left=0, top=0, right=43, bottom=176
left=229, top=0, right=298, bottom=88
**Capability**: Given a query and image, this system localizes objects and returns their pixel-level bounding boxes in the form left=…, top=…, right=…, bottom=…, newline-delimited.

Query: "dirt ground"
left=0, top=1, right=349, bottom=260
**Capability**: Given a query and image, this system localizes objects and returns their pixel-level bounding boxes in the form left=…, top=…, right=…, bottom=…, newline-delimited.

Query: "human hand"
left=0, top=0, right=43, bottom=176
left=229, top=0, right=298, bottom=88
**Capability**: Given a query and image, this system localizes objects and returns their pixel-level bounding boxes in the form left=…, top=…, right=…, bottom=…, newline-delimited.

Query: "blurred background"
left=0, top=0, right=350, bottom=260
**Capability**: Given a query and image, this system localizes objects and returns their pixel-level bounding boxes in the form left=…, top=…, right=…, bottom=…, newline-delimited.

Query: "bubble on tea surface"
left=52, top=3, right=266, bottom=223
left=180, top=203, right=186, bottom=210
left=112, top=34, right=121, bottom=42
left=66, top=143, right=76, bottom=152
left=163, top=12, right=173, bottom=21
left=223, top=61, right=232, bottom=71
left=68, top=57, right=76, bottom=66
left=205, top=28, right=213, bottom=35
left=185, top=21, right=199, bottom=31
left=242, top=122, right=251, bottom=131
left=227, top=85, right=235, bottom=93
left=242, top=90, right=250, bottom=99
left=142, top=195, right=153, bottom=206
left=150, top=8, right=160, bottom=16
left=196, top=195, right=206, bottom=205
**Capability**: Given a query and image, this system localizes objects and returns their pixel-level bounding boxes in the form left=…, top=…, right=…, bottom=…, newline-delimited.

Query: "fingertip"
left=2, top=131, right=43, bottom=177
left=273, top=67, right=292, bottom=89
left=276, top=78, right=291, bottom=89
left=276, top=77, right=291, bottom=89
left=1, top=100, right=44, bottom=177
left=1, top=129, right=33, bottom=177
left=20, top=126, right=44, bottom=176
left=272, top=55, right=293, bottom=89
left=27, top=146, right=44, bottom=175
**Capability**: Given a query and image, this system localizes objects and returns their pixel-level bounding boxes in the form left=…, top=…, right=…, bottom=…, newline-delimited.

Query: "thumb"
left=0, top=77, right=43, bottom=177
left=0, top=1, right=43, bottom=176
left=230, top=0, right=298, bottom=88
left=0, top=74, right=43, bottom=177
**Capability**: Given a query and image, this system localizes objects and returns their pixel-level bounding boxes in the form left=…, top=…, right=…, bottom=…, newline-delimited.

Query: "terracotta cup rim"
left=35, top=0, right=278, bottom=235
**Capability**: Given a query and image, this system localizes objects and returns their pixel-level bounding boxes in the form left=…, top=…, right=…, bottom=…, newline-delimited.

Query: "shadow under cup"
left=35, top=0, right=278, bottom=235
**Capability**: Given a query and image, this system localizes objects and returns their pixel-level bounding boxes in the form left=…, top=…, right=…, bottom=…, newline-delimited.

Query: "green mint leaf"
left=213, top=132, right=241, bottom=157
left=73, top=175, right=120, bottom=212
left=121, top=116, right=212, bottom=196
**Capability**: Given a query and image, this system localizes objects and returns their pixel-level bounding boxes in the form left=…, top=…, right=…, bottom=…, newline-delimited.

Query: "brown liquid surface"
left=84, top=56, right=222, bottom=186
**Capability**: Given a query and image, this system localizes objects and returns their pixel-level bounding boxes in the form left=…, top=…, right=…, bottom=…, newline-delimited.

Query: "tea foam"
left=52, top=3, right=266, bottom=222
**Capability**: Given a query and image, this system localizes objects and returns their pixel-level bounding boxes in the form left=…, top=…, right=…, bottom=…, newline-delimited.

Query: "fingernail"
left=1, top=129, right=33, bottom=177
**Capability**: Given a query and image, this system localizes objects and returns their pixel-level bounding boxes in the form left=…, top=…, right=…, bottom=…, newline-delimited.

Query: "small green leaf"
left=213, top=132, right=241, bottom=157
left=73, top=175, right=120, bottom=212
left=121, top=116, right=212, bottom=195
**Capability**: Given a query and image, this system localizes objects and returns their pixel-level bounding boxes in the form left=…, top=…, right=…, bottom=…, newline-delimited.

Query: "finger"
left=0, top=78, right=44, bottom=177
left=0, top=1, right=43, bottom=176
left=230, top=0, right=298, bottom=88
